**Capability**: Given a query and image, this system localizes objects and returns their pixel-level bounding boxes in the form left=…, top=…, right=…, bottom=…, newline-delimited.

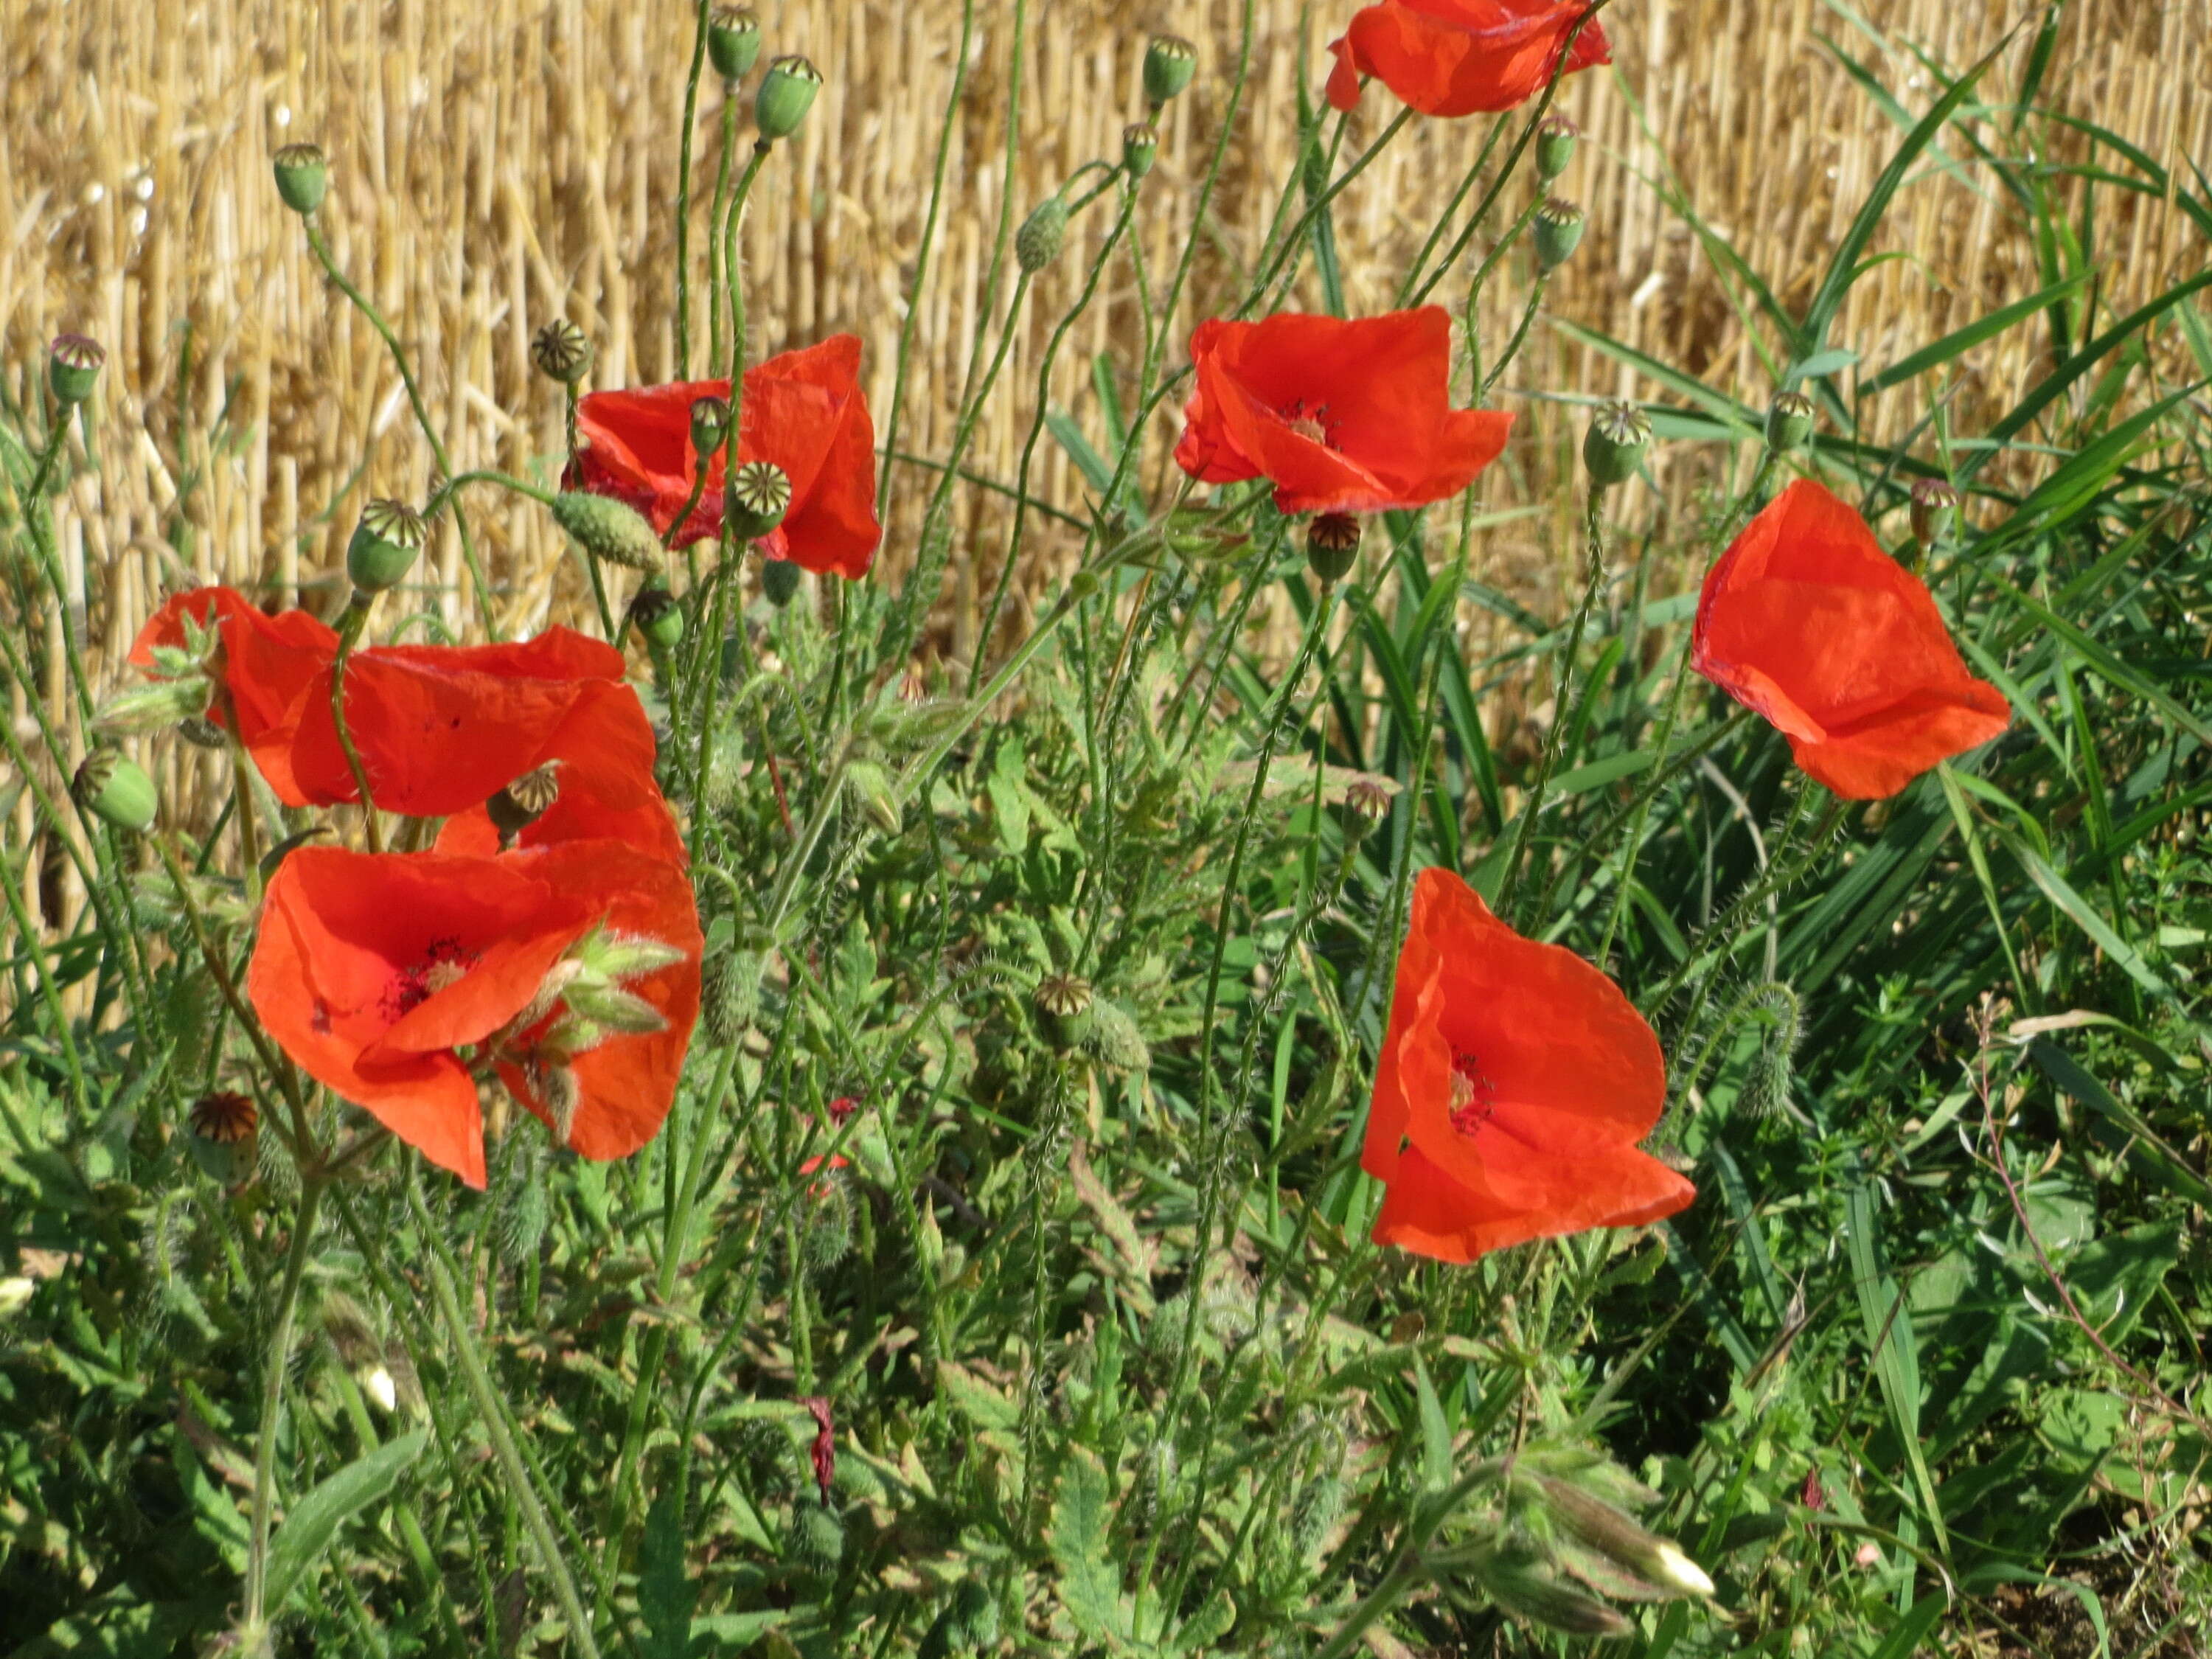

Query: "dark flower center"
left=1449, top=1051, right=1496, bottom=1135
left=381, top=936, right=481, bottom=1020
left=1281, top=399, right=1334, bottom=448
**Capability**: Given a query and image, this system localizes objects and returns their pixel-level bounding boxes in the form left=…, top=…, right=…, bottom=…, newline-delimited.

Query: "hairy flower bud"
left=1016, top=197, right=1068, bottom=273
left=95, top=676, right=212, bottom=738
left=1143, top=34, right=1197, bottom=108
left=1121, top=122, right=1160, bottom=180
left=725, top=459, right=793, bottom=541
left=187, top=1091, right=260, bottom=1188
left=689, top=394, right=730, bottom=459
left=705, top=947, right=764, bottom=1043
left=760, top=554, right=803, bottom=607
left=628, top=578, right=684, bottom=650
left=346, top=498, right=427, bottom=595
left=552, top=491, right=664, bottom=571
left=271, top=143, right=330, bottom=215
left=1470, top=1548, right=1633, bottom=1636
left=755, top=55, right=822, bottom=142
left=531, top=318, right=592, bottom=386
left=1764, top=390, right=1815, bottom=456
left=1535, top=114, right=1579, bottom=181
left=1536, top=1475, right=1716, bottom=1599
left=844, top=760, right=903, bottom=838
left=1306, top=512, right=1362, bottom=584
left=707, top=7, right=762, bottom=81
left=788, top=1502, right=844, bottom=1572
left=73, top=748, right=158, bottom=833
left=1086, top=998, right=1151, bottom=1075
left=1532, top=198, right=1585, bottom=271
left=1909, top=476, right=1958, bottom=563
left=1582, top=400, right=1651, bottom=490
left=48, top=334, right=105, bottom=407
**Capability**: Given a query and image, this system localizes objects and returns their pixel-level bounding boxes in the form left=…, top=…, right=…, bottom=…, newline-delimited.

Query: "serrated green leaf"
left=1050, top=1451, right=1132, bottom=1646
left=640, top=1483, right=699, bottom=1659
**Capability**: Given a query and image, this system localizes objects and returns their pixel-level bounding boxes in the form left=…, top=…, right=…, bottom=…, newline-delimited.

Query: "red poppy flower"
left=1325, top=0, right=1611, bottom=117
left=248, top=841, right=701, bottom=1187
left=566, top=335, right=883, bottom=580
left=1690, top=479, right=2010, bottom=799
left=1363, top=868, right=1693, bottom=1264
left=1174, top=308, right=1510, bottom=515
left=129, top=588, right=682, bottom=861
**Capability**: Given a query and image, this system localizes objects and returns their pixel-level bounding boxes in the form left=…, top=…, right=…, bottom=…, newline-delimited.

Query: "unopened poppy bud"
left=1143, top=34, right=1197, bottom=108
left=760, top=554, right=803, bottom=607
left=346, top=498, right=427, bottom=594
left=1122, top=122, right=1160, bottom=179
left=689, top=394, right=729, bottom=459
left=1582, top=400, right=1651, bottom=490
left=552, top=490, right=664, bottom=571
left=73, top=748, right=158, bottom=833
left=1342, top=777, right=1392, bottom=836
left=48, top=334, right=105, bottom=407
left=1034, top=973, right=1093, bottom=1051
left=271, top=142, right=330, bottom=215
left=531, top=318, right=592, bottom=386
left=755, top=55, right=822, bottom=142
left=725, top=459, right=792, bottom=541
left=844, top=760, right=902, bottom=838
left=1535, top=114, right=1579, bottom=181
left=1536, top=1475, right=1715, bottom=1599
left=487, top=762, right=561, bottom=844
left=1087, top=998, right=1151, bottom=1074
left=180, top=715, right=228, bottom=748
left=1532, top=198, right=1585, bottom=271
left=707, top=7, right=762, bottom=81
left=529, top=1059, right=583, bottom=1144
left=789, top=1502, right=845, bottom=1571
left=94, top=676, right=212, bottom=738
left=706, top=947, right=764, bottom=1042
left=1469, top=1550, right=1632, bottom=1637
left=1306, top=513, right=1362, bottom=584
left=1016, top=196, right=1068, bottom=273
left=628, top=578, right=684, bottom=650
left=1909, top=476, right=1958, bottom=559
left=1764, top=390, right=1815, bottom=456
left=800, top=1166, right=855, bottom=1273
left=186, top=1091, right=260, bottom=1187
left=565, top=981, right=669, bottom=1035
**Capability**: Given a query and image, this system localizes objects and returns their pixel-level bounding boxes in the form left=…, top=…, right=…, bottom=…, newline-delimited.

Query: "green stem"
left=304, top=221, right=498, bottom=639
left=1498, top=491, right=1607, bottom=922
left=407, top=1172, right=606, bottom=1659
left=706, top=95, right=740, bottom=375
left=0, top=844, right=91, bottom=1117
left=1239, top=108, right=1413, bottom=312
left=424, top=468, right=554, bottom=519
left=330, top=598, right=384, bottom=854
left=1394, top=113, right=1513, bottom=306
left=240, top=1179, right=326, bottom=1633
left=1479, top=272, right=1548, bottom=403
left=672, top=0, right=714, bottom=376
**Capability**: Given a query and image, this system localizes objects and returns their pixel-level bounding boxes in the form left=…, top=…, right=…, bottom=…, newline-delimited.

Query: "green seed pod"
left=1086, top=998, right=1151, bottom=1075
left=346, top=498, right=427, bottom=594
left=1471, top=1548, right=1633, bottom=1636
left=1291, top=1472, right=1346, bottom=1565
left=628, top=578, right=684, bottom=650
left=1909, top=476, right=1958, bottom=563
left=1121, top=122, right=1160, bottom=179
left=1143, top=34, right=1197, bottom=108
left=788, top=1502, right=845, bottom=1572
left=802, top=1177, right=855, bottom=1276
left=706, top=7, right=762, bottom=81
left=703, top=730, right=746, bottom=815
left=1034, top=974, right=1093, bottom=1052
left=1764, top=389, right=1815, bottom=456
left=271, top=143, right=330, bottom=215
left=1582, top=400, right=1651, bottom=490
left=1015, top=196, right=1068, bottom=274
left=552, top=491, right=664, bottom=571
left=531, top=318, right=592, bottom=386
left=759, top=556, right=803, bottom=607
left=487, top=762, right=561, bottom=844
left=1535, top=114, right=1579, bottom=182
left=73, top=748, right=158, bottom=833
left=186, top=1091, right=260, bottom=1188
left=1532, top=198, right=1585, bottom=271
left=725, top=459, right=793, bottom=541
left=755, top=55, right=822, bottom=142
left=47, top=334, right=105, bottom=407
left=1305, top=512, right=1362, bottom=584
left=689, top=394, right=730, bottom=460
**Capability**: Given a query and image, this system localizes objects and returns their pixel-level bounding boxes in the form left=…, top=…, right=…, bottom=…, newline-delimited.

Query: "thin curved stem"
left=240, top=1179, right=326, bottom=1635
left=330, top=598, right=383, bottom=853
left=672, top=0, right=714, bottom=375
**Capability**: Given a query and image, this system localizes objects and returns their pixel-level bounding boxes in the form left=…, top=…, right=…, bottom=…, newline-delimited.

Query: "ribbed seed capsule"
left=706, top=7, right=762, bottom=81
left=1034, top=974, right=1093, bottom=1051
left=1582, top=401, right=1651, bottom=490
left=1143, top=34, right=1197, bottom=107
left=271, top=143, right=330, bottom=214
left=187, top=1092, right=260, bottom=1186
left=725, top=459, right=792, bottom=541
left=1764, top=390, right=1815, bottom=456
left=1532, top=198, right=1585, bottom=271
left=487, top=762, right=562, bottom=844
left=48, top=334, right=105, bottom=407
left=628, top=579, right=684, bottom=650
left=689, top=395, right=729, bottom=459
left=760, top=556, right=803, bottom=607
left=1535, top=114, right=1579, bottom=181
left=756, top=55, right=822, bottom=142
left=73, top=749, right=159, bottom=833
left=1306, top=513, right=1362, bottom=584
left=1909, top=477, right=1958, bottom=563
left=346, top=498, right=427, bottom=594
left=532, top=319, right=592, bottom=386
left=1121, top=122, right=1160, bottom=179
left=552, top=492, right=664, bottom=571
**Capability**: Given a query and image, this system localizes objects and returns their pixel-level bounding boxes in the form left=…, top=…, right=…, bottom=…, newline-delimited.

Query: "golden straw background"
left=3, top=0, right=2205, bottom=928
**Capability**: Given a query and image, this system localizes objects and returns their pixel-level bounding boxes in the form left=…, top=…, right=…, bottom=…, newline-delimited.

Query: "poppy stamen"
left=1449, top=1051, right=1497, bottom=1134
left=383, top=936, right=481, bottom=1018
left=1282, top=400, right=1334, bottom=448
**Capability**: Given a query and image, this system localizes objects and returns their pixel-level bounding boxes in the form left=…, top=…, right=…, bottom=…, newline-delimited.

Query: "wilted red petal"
left=1326, top=0, right=1611, bottom=116
left=1691, top=479, right=2010, bottom=799
left=1363, top=868, right=1689, bottom=1264
left=129, top=587, right=338, bottom=800
left=1176, top=310, right=1510, bottom=515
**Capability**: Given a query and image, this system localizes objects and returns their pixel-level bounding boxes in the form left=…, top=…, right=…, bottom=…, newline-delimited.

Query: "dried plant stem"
left=406, top=1172, right=606, bottom=1659
left=240, top=1178, right=325, bottom=1637
left=303, top=221, right=496, bottom=639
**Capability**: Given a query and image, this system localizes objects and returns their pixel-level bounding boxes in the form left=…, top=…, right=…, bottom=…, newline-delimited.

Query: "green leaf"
left=640, top=1484, right=700, bottom=1659
left=1868, top=273, right=2090, bottom=391
left=1050, top=1450, right=1132, bottom=1646
left=1412, top=1355, right=1453, bottom=1494
left=264, top=1428, right=428, bottom=1611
